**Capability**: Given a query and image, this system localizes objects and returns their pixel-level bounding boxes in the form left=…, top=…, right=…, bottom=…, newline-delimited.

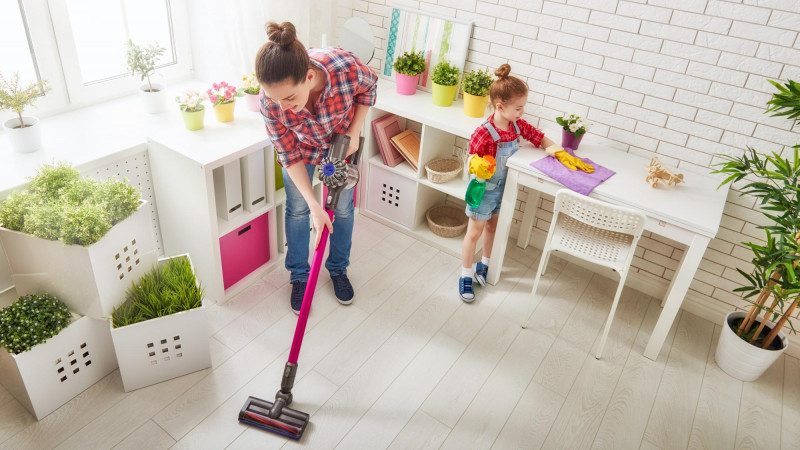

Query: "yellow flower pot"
left=432, top=82, right=458, bottom=107
left=181, top=108, right=205, bottom=131
left=463, top=92, right=489, bottom=118
left=214, top=101, right=236, bottom=122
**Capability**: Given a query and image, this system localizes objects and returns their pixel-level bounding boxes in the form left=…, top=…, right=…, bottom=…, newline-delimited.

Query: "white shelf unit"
left=360, top=81, right=488, bottom=257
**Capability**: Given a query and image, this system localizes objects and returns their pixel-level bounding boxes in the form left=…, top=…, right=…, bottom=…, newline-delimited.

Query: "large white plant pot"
left=0, top=316, right=118, bottom=420
left=715, top=311, right=788, bottom=382
left=140, top=83, right=167, bottom=114
left=0, top=201, right=157, bottom=318
left=3, top=116, right=43, bottom=153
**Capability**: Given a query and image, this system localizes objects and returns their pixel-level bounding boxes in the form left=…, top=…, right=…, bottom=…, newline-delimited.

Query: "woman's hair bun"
left=266, top=21, right=297, bottom=47
left=495, top=64, right=511, bottom=79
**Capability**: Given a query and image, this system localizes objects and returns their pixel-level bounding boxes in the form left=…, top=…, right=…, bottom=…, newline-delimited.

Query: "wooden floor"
left=2, top=213, right=799, bottom=449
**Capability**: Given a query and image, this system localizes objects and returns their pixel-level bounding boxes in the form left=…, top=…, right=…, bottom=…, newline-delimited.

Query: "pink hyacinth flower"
left=220, top=81, right=228, bottom=87
left=213, top=83, right=220, bottom=90
left=224, top=91, right=232, bottom=99
left=210, top=95, right=218, bottom=104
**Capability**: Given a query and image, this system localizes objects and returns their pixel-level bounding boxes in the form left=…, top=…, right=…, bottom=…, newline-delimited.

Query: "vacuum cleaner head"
left=238, top=396, right=309, bottom=440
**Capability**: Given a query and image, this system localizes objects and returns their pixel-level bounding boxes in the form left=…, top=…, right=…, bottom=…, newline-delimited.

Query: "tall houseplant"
left=393, top=51, right=426, bottom=96
left=0, top=72, right=50, bottom=153
left=430, top=60, right=460, bottom=107
left=127, top=40, right=166, bottom=114
left=462, top=68, right=493, bottom=118
left=713, top=78, right=800, bottom=381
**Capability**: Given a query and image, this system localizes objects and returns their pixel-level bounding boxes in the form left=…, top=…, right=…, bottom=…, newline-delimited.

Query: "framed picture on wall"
left=382, top=7, right=473, bottom=96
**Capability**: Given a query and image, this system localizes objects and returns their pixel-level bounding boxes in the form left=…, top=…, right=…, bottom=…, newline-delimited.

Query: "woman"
left=255, top=21, right=377, bottom=313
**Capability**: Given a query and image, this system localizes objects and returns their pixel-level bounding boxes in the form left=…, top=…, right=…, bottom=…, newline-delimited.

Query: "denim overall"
left=465, top=120, right=520, bottom=221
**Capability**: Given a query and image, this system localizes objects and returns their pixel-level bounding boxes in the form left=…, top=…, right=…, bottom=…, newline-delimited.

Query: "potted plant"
left=712, top=78, right=800, bottom=382
left=241, top=72, right=261, bottom=112
left=462, top=68, right=493, bottom=118
left=126, top=40, right=166, bottom=114
left=430, top=60, right=460, bottom=107
left=0, top=293, right=117, bottom=419
left=207, top=81, right=244, bottom=122
left=175, top=89, right=206, bottom=131
left=556, top=113, right=592, bottom=150
left=110, top=254, right=211, bottom=392
left=0, top=162, right=158, bottom=318
left=0, top=72, right=50, bottom=153
left=393, top=51, right=426, bottom=96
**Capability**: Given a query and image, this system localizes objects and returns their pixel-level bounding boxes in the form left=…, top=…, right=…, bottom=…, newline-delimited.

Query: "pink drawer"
left=220, top=213, right=270, bottom=289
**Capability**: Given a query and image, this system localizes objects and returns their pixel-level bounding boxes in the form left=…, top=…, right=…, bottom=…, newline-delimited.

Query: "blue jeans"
left=283, top=164, right=354, bottom=283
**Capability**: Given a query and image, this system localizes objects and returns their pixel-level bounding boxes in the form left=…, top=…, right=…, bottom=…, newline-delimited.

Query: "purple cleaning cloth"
left=529, top=148, right=615, bottom=196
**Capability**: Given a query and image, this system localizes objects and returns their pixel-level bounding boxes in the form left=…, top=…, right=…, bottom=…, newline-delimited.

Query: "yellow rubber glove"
left=468, top=155, right=497, bottom=180
left=545, top=145, right=594, bottom=173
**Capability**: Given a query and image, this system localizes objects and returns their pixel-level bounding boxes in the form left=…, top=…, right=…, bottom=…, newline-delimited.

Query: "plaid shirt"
left=468, top=116, right=545, bottom=159
left=262, top=47, right=378, bottom=167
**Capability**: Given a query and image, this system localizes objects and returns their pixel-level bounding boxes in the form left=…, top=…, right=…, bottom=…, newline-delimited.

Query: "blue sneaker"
left=290, top=281, right=307, bottom=315
left=459, top=277, right=475, bottom=303
left=475, top=262, right=488, bottom=286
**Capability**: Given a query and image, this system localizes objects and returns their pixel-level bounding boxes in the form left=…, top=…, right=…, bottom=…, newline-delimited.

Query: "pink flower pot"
left=396, top=73, right=420, bottom=95
left=561, top=129, right=584, bottom=150
left=245, top=92, right=261, bottom=112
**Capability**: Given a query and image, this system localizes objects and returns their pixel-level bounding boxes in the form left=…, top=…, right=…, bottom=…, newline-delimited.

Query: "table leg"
left=643, top=234, right=710, bottom=360
left=488, top=169, right=520, bottom=285
left=516, top=189, right=540, bottom=249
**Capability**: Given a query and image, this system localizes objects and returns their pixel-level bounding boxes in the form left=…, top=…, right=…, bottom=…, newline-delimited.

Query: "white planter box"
left=110, top=306, right=211, bottom=392
left=0, top=201, right=158, bottom=318
left=0, top=316, right=118, bottom=420
left=715, top=311, right=788, bottom=382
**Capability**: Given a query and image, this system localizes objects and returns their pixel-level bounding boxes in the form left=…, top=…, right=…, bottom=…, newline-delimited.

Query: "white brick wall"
left=343, top=1, right=800, bottom=320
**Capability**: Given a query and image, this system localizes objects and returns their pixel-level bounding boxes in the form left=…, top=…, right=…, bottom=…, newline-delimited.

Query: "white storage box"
left=213, top=160, right=244, bottom=220
left=0, top=201, right=158, bottom=318
left=367, top=164, right=418, bottom=228
left=0, top=316, right=118, bottom=420
left=240, top=148, right=267, bottom=212
left=109, top=254, right=211, bottom=392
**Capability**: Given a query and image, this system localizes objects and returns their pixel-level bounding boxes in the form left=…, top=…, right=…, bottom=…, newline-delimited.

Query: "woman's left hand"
left=345, top=128, right=361, bottom=157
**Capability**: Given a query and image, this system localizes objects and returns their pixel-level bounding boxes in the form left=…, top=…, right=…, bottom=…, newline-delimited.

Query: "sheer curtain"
left=188, top=0, right=352, bottom=82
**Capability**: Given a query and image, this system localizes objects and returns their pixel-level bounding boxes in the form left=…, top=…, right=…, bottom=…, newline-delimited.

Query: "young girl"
left=459, top=64, right=593, bottom=302
left=255, top=21, right=377, bottom=313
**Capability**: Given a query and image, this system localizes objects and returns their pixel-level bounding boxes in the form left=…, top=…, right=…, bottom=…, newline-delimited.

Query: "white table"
left=488, top=141, right=729, bottom=360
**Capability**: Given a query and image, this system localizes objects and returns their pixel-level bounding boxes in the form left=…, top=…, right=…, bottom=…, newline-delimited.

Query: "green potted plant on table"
left=430, top=60, right=460, bottom=107
left=110, top=254, right=211, bottom=392
left=175, top=89, right=207, bottom=131
left=127, top=40, right=166, bottom=114
left=712, top=78, right=800, bottom=382
left=393, top=51, right=426, bottom=96
left=556, top=113, right=592, bottom=150
left=0, top=294, right=117, bottom=419
left=462, top=68, right=493, bottom=118
left=0, top=162, right=157, bottom=318
left=242, top=72, right=262, bottom=112
left=207, top=81, right=244, bottom=123
left=0, top=72, right=50, bottom=153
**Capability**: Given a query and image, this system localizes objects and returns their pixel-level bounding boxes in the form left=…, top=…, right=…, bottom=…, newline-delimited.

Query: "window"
left=1, top=0, right=191, bottom=114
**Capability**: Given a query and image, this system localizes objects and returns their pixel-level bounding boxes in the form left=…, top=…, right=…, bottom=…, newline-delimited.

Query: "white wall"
left=342, top=1, right=800, bottom=321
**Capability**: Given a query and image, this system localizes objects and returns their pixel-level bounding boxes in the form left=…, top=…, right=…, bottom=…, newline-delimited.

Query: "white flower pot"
left=140, top=82, right=167, bottom=114
left=110, top=255, right=210, bottom=392
left=715, top=311, right=788, bottom=382
left=0, top=201, right=158, bottom=318
left=3, top=116, right=43, bottom=153
left=0, top=316, right=118, bottom=420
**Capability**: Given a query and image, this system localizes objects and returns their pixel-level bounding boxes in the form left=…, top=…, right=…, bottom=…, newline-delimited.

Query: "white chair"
left=523, top=189, right=646, bottom=359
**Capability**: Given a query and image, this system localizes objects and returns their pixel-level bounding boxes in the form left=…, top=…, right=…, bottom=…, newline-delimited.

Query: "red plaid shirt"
left=468, top=116, right=545, bottom=158
left=262, top=47, right=378, bottom=167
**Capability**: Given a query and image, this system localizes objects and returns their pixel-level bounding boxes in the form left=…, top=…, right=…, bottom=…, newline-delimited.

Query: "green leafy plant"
left=0, top=293, right=72, bottom=355
left=556, top=114, right=592, bottom=138
left=393, top=51, right=426, bottom=76
left=462, top=69, right=493, bottom=97
left=0, top=162, right=141, bottom=246
left=713, top=78, right=800, bottom=349
left=0, top=72, right=50, bottom=129
left=126, top=40, right=165, bottom=92
left=766, top=79, right=800, bottom=128
left=241, top=72, right=261, bottom=95
left=431, top=60, right=460, bottom=86
left=112, top=256, right=204, bottom=328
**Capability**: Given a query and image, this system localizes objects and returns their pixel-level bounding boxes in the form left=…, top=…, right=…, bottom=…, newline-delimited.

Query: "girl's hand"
left=344, top=128, right=361, bottom=157
left=311, top=203, right=333, bottom=249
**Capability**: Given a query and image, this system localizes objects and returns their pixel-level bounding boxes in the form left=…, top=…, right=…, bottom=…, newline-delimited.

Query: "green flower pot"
left=432, top=82, right=458, bottom=107
left=181, top=108, right=205, bottom=131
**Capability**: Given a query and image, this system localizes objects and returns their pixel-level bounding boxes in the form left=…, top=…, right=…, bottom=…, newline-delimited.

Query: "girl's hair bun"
left=266, top=21, right=297, bottom=47
left=495, top=63, right=511, bottom=79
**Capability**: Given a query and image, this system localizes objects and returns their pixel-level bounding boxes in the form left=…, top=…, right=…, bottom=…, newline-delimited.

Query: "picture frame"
left=372, top=113, right=406, bottom=168
left=382, top=6, right=473, bottom=96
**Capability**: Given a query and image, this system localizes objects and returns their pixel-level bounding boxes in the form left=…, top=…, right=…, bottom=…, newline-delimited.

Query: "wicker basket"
left=424, top=157, right=463, bottom=184
left=426, top=205, right=468, bottom=238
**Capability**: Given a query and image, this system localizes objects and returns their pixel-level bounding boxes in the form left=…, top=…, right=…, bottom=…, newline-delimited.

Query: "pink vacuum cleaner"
left=238, top=133, right=362, bottom=440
